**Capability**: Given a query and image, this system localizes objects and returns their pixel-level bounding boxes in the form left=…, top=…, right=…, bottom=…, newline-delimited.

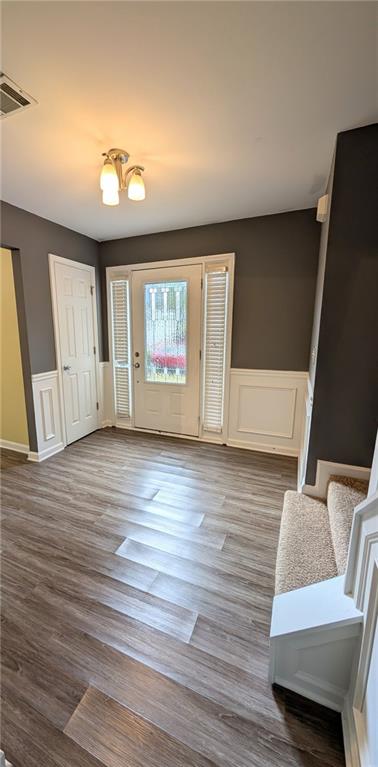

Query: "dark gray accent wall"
left=1, top=201, right=101, bottom=373
left=1, top=201, right=101, bottom=451
left=306, top=124, right=378, bottom=484
left=100, top=209, right=320, bottom=370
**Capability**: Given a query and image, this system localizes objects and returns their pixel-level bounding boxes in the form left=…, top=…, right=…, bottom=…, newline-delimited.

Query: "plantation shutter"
left=110, top=278, right=131, bottom=419
left=203, top=264, right=229, bottom=433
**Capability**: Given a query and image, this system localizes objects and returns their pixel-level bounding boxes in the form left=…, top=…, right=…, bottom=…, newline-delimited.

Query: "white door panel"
left=132, top=264, right=201, bottom=436
left=54, top=261, right=98, bottom=444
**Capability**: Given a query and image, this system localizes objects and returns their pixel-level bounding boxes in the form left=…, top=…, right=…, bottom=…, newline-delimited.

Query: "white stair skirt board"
left=0, top=752, right=13, bottom=767
left=269, top=576, right=363, bottom=711
left=297, top=377, right=314, bottom=490
left=0, top=438, right=29, bottom=454
left=301, top=459, right=371, bottom=499
left=29, top=371, right=64, bottom=462
left=342, top=489, right=378, bottom=767
left=227, top=369, right=307, bottom=457
left=367, top=430, right=378, bottom=498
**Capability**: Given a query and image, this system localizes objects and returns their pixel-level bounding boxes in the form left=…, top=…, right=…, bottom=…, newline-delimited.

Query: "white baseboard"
left=302, top=460, right=371, bottom=499
left=28, top=441, right=64, bottom=463
left=107, top=417, right=296, bottom=455
left=0, top=438, right=29, bottom=454
left=101, top=366, right=306, bottom=458
left=200, top=434, right=224, bottom=445
left=226, top=438, right=299, bottom=457
left=116, top=422, right=223, bottom=446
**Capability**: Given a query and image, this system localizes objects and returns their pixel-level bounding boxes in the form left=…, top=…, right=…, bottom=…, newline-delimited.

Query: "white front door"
left=54, top=261, right=98, bottom=444
left=131, top=264, right=202, bottom=436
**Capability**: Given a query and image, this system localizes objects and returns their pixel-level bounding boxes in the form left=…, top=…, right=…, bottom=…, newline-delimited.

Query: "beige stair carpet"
left=327, top=476, right=368, bottom=575
left=275, top=491, right=338, bottom=595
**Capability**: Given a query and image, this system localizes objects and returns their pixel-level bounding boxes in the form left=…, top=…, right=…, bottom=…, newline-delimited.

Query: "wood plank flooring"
left=1, top=428, right=345, bottom=766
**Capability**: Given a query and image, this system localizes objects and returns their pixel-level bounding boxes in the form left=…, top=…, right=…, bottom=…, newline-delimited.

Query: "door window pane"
left=144, top=280, right=187, bottom=384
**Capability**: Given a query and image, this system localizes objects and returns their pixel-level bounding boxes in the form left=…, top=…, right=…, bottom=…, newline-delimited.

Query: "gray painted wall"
left=100, top=209, right=320, bottom=370
left=306, top=124, right=378, bottom=484
left=1, top=201, right=101, bottom=373
left=1, top=201, right=101, bottom=450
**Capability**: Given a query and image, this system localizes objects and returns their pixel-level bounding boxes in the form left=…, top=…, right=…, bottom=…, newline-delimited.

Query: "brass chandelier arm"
left=103, top=148, right=130, bottom=163
left=125, top=165, right=145, bottom=187
left=126, top=165, right=145, bottom=173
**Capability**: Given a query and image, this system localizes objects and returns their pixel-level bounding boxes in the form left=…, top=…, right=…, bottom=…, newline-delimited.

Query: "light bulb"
left=127, top=168, right=145, bottom=201
left=102, top=187, right=119, bottom=206
left=100, top=158, right=119, bottom=192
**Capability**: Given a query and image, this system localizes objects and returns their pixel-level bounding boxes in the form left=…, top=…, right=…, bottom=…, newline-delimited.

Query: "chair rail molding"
left=29, top=370, right=64, bottom=462
left=227, top=369, right=307, bottom=457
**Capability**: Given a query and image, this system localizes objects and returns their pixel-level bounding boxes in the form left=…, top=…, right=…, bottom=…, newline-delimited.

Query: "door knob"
left=63, top=365, right=71, bottom=371
left=134, top=362, right=140, bottom=369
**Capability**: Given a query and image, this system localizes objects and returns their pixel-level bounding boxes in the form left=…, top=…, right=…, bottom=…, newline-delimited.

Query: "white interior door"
left=54, top=261, right=98, bottom=444
left=131, top=264, right=202, bottom=436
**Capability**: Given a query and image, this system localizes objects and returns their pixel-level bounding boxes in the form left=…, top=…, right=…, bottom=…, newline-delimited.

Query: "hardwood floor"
left=1, top=428, right=345, bottom=766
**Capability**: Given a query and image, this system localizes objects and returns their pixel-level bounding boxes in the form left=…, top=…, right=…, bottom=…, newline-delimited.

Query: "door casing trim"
left=106, top=253, right=235, bottom=443
left=48, top=252, right=101, bottom=448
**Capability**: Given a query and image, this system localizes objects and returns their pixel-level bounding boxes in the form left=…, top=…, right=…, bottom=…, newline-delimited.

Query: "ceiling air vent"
left=0, top=73, right=37, bottom=119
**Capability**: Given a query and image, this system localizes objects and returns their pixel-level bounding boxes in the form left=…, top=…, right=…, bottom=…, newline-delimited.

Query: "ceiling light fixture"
left=100, top=148, right=145, bottom=206
left=127, top=166, right=146, bottom=201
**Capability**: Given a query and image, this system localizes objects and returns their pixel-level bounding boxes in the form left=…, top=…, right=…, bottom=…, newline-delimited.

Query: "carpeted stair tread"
left=327, top=476, right=369, bottom=575
left=275, top=490, right=338, bottom=595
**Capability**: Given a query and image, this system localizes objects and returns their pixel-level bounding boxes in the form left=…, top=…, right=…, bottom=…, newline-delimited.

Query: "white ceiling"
left=1, top=1, right=377, bottom=241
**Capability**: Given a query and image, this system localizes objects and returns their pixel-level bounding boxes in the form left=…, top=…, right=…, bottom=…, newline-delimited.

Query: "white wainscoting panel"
left=29, top=371, right=64, bottom=462
left=99, top=361, right=113, bottom=428
left=227, top=370, right=307, bottom=456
